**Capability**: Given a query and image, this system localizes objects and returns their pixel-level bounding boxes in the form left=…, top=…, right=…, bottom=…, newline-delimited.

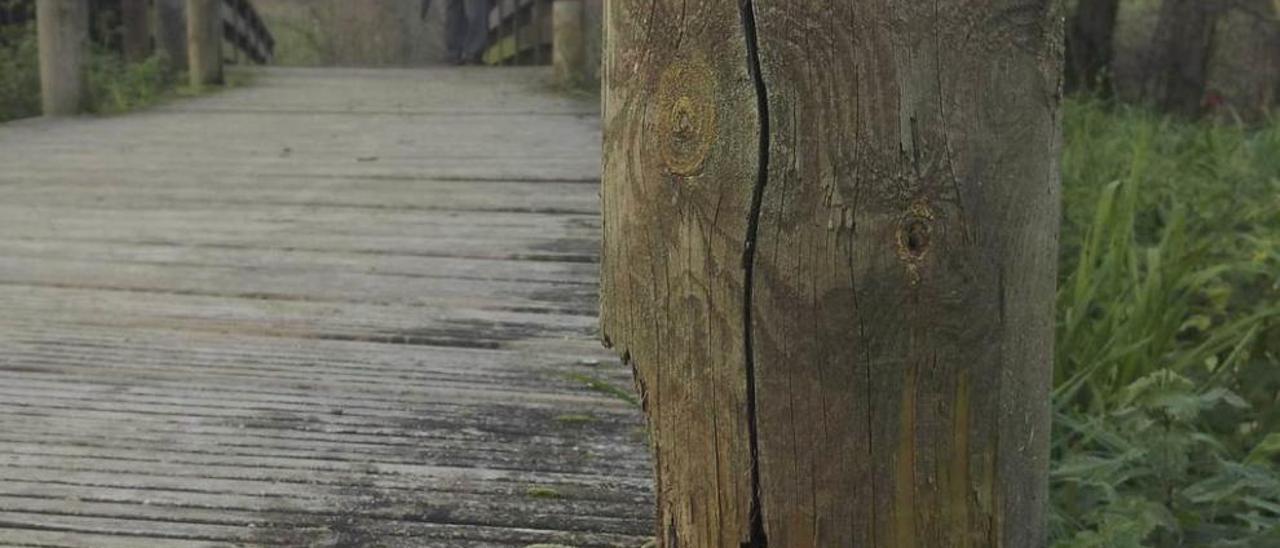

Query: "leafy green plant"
left=86, top=48, right=174, bottom=114
left=1052, top=98, right=1280, bottom=546
left=1, top=20, right=181, bottom=122
left=0, top=21, right=40, bottom=121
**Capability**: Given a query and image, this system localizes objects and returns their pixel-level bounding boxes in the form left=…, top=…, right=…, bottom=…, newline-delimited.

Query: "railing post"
left=530, top=0, right=547, bottom=64
left=552, top=0, right=584, bottom=87
left=186, top=0, right=222, bottom=87
left=37, top=0, right=89, bottom=116
left=156, top=0, right=188, bottom=71
left=121, top=0, right=152, bottom=63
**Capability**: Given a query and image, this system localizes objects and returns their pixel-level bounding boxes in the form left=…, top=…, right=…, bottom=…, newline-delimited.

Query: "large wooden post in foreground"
left=186, top=0, right=222, bottom=87
left=37, top=0, right=89, bottom=116
left=552, top=0, right=586, bottom=87
left=600, top=0, right=1063, bottom=546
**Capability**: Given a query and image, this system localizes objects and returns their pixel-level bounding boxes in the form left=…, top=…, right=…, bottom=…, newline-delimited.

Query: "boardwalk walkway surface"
left=0, top=67, right=653, bottom=547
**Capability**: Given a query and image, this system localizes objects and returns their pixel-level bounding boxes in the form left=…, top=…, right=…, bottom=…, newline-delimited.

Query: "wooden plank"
left=0, top=256, right=597, bottom=314
left=0, top=66, right=651, bottom=546
left=0, top=239, right=600, bottom=285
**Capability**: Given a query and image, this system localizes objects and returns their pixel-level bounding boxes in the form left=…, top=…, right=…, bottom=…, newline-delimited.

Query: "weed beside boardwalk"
left=0, top=23, right=202, bottom=122
left=86, top=49, right=173, bottom=115
left=1052, top=99, right=1280, bottom=546
left=0, top=22, right=38, bottom=121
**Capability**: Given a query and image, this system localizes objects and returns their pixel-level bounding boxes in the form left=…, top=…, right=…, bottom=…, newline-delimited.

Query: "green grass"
left=563, top=372, right=640, bottom=408
left=6, top=18, right=1279, bottom=543
left=524, top=486, right=563, bottom=500
left=0, top=23, right=40, bottom=121
left=260, top=13, right=330, bottom=67
left=553, top=414, right=597, bottom=426
left=86, top=49, right=175, bottom=115
left=0, top=23, right=252, bottom=122
left=1051, top=98, right=1280, bottom=547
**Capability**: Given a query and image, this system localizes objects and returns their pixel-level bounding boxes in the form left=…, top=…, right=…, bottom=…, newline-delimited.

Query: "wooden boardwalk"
left=0, top=67, right=653, bottom=547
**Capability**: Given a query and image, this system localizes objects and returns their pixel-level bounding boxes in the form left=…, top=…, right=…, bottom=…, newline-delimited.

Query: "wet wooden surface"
left=0, top=67, right=652, bottom=547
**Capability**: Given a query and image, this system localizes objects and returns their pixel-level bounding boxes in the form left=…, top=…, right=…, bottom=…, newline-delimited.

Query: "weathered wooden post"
left=121, top=0, right=152, bottom=63
left=186, top=0, right=222, bottom=87
left=37, top=0, right=90, bottom=116
left=600, top=0, right=1064, bottom=546
left=156, top=0, right=188, bottom=70
left=551, top=0, right=585, bottom=87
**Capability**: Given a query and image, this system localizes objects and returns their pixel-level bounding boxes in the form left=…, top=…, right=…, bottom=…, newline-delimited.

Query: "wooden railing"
left=484, top=0, right=552, bottom=66
left=0, top=1, right=273, bottom=65
left=0, top=0, right=32, bottom=29
left=222, top=0, right=273, bottom=64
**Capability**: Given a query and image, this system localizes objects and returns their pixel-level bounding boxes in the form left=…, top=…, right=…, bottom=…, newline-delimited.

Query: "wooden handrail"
left=484, top=0, right=552, bottom=66
left=221, top=0, right=273, bottom=64
left=1, top=1, right=273, bottom=65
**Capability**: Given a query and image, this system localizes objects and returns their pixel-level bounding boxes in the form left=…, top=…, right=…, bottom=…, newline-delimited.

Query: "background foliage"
left=0, top=22, right=219, bottom=122
left=1052, top=99, right=1280, bottom=547
left=4, top=1, right=1280, bottom=546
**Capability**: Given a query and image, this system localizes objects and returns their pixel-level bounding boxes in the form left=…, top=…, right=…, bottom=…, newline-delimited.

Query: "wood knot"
left=896, top=203, right=936, bottom=284
left=656, top=57, right=717, bottom=177
left=901, top=219, right=930, bottom=257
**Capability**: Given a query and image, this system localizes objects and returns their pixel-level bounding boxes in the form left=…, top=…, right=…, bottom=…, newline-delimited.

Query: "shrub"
left=0, top=22, right=177, bottom=122
left=0, top=21, right=39, bottom=121
left=1052, top=99, right=1280, bottom=546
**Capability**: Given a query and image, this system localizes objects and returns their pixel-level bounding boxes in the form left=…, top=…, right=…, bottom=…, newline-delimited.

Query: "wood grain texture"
left=37, top=0, right=89, bottom=116
left=602, top=0, right=1063, bottom=545
left=186, top=0, right=222, bottom=87
left=0, top=66, right=653, bottom=547
left=750, top=1, right=1063, bottom=545
left=600, top=1, right=762, bottom=546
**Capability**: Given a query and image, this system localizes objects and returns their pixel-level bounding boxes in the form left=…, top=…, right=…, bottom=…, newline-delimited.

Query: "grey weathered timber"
left=186, top=0, right=222, bottom=87
left=0, top=66, right=652, bottom=547
left=36, top=0, right=89, bottom=116
left=121, top=0, right=152, bottom=63
left=552, top=0, right=585, bottom=87
left=601, top=0, right=1064, bottom=546
left=156, top=0, right=189, bottom=70
left=581, top=0, right=603, bottom=85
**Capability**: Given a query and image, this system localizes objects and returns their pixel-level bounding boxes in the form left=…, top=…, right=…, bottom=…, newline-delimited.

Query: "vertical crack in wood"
left=739, top=0, right=770, bottom=546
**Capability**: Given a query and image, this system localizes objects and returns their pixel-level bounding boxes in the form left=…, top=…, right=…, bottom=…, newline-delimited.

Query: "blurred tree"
left=1067, top=0, right=1121, bottom=94
left=1151, top=0, right=1219, bottom=116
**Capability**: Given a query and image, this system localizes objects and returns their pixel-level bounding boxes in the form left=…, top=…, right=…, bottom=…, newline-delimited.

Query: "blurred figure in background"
left=423, top=0, right=491, bottom=65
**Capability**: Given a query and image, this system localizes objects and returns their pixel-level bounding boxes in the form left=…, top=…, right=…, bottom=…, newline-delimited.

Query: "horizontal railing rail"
left=222, top=0, right=273, bottom=64
left=484, top=0, right=552, bottom=66
left=1, top=1, right=273, bottom=65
